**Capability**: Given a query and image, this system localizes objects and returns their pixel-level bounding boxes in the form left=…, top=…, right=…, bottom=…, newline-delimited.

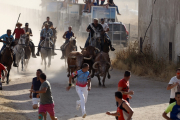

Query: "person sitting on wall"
left=104, top=0, right=121, bottom=15
left=88, top=0, right=97, bottom=13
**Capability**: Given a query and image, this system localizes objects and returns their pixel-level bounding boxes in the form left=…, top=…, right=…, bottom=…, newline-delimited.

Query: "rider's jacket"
left=40, top=28, right=53, bottom=38
left=87, top=23, right=103, bottom=37
left=0, top=34, right=14, bottom=45
left=66, top=31, right=73, bottom=40
left=23, top=27, right=32, bottom=34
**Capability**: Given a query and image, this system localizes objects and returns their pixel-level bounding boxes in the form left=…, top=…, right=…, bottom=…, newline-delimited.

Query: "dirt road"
left=0, top=66, right=169, bottom=120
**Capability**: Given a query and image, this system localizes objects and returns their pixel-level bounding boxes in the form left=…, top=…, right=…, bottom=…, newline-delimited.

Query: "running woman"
left=66, top=63, right=91, bottom=118
left=163, top=92, right=180, bottom=120
left=106, top=91, right=133, bottom=120
left=29, top=69, right=43, bottom=109
left=167, top=68, right=180, bottom=104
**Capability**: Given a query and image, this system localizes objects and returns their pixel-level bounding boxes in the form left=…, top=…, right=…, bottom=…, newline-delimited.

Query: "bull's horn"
left=95, top=47, right=100, bottom=52
left=80, top=46, right=84, bottom=50
left=93, top=62, right=99, bottom=69
left=70, top=56, right=76, bottom=58
left=84, top=56, right=92, bottom=60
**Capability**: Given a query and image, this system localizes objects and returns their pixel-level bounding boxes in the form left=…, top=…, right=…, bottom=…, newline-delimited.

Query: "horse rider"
left=42, top=16, right=53, bottom=29
left=100, top=18, right=115, bottom=51
left=13, top=22, right=25, bottom=45
left=23, top=23, right=37, bottom=58
left=36, top=23, right=57, bottom=56
left=84, top=18, right=104, bottom=49
left=61, top=26, right=76, bottom=59
left=0, top=29, right=18, bottom=67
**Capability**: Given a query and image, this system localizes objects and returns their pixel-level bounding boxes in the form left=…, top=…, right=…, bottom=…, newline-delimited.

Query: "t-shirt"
left=169, top=76, right=180, bottom=98
left=165, top=102, right=180, bottom=119
left=32, top=77, right=41, bottom=98
left=14, top=28, right=25, bottom=39
left=101, top=23, right=109, bottom=32
left=39, top=80, right=54, bottom=105
left=72, top=70, right=91, bottom=87
left=118, top=79, right=129, bottom=100
left=117, top=101, right=131, bottom=120
left=87, top=23, right=104, bottom=37
left=0, top=63, right=5, bottom=78
left=43, top=21, right=53, bottom=28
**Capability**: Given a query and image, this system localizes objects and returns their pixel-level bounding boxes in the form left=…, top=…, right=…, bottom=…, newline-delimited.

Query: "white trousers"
left=76, top=85, right=88, bottom=115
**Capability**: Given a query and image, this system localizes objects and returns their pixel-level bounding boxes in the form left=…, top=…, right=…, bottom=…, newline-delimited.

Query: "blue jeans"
left=85, top=36, right=90, bottom=47
left=0, top=45, right=6, bottom=53
left=96, top=0, right=99, bottom=6
left=101, top=1, right=105, bottom=5
left=109, top=4, right=120, bottom=14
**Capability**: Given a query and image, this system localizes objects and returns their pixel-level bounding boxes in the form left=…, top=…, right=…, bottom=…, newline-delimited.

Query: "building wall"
left=138, top=0, right=180, bottom=62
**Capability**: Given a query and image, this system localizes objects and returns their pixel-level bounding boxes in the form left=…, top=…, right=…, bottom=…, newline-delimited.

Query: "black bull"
left=92, top=52, right=112, bottom=87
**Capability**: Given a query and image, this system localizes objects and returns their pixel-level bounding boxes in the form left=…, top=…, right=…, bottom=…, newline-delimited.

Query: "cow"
left=67, top=51, right=91, bottom=83
left=92, top=52, right=112, bottom=87
left=80, top=46, right=100, bottom=77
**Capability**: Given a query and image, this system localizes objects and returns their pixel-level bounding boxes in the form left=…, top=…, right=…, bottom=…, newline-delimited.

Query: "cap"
left=25, top=23, right=29, bottom=26
left=101, top=18, right=104, bottom=21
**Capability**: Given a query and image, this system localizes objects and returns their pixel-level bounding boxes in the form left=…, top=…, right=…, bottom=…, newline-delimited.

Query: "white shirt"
left=101, top=23, right=109, bottom=32
left=169, top=76, right=180, bottom=98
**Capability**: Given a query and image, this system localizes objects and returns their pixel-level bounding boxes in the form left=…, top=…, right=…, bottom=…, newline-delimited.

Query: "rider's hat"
left=101, top=18, right=104, bottom=21
left=44, top=22, right=49, bottom=26
left=94, top=18, right=98, bottom=22
left=16, top=22, right=22, bottom=26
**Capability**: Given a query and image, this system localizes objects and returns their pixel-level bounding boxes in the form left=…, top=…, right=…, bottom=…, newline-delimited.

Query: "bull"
left=92, top=52, right=112, bottom=87
left=80, top=46, right=100, bottom=77
left=67, top=51, right=91, bottom=82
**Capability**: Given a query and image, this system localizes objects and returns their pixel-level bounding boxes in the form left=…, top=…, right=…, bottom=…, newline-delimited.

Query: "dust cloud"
left=0, top=0, right=138, bottom=80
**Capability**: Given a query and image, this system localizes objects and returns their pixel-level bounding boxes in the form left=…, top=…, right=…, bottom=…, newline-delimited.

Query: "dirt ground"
left=0, top=67, right=170, bottom=120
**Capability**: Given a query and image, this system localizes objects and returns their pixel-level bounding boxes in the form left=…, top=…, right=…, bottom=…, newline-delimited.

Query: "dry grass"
left=112, top=41, right=179, bottom=82
left=0, top=93, right=27, bottom=120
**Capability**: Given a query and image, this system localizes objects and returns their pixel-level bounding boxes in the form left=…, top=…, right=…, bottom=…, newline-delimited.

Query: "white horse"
left=41, top=32, right=52, bottom=70
left=13, top=34, right=26, bottom=72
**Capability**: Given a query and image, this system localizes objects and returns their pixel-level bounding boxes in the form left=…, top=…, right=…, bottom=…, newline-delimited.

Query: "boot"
left=61, top=51, right=65, bottom=59
left=13, top=54, right=18, bottom=67
left=109, top=41, right=115, bottom=51
left=30, top=43, right=37, bottom=58
left=36, top=47, right=41, bottom=56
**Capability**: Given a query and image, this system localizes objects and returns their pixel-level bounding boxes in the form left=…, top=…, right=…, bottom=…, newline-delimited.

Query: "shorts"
left=39, top=103, right=55, bottom=116
left=32, top=98, right=40, bottom=105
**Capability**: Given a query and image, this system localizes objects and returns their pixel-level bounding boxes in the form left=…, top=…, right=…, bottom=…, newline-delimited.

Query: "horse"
left=0, top=38, right=14, bottom=84
left=89, top=32, right=102, bottom=51
left=24, top=33, right=32, bottom=70
left=13, top=34, right=26, bottom=72
left=62, top=37, right=77, bottom=66
left=41, top=32, right=53, bottom=70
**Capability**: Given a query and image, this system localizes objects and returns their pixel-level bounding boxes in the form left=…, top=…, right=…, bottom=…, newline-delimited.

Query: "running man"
left=30, top=73, right=57, bottom=120
left=0, top=63, right=7, bottom=90
left=167, top=68, right=180, bottom=104
left=66, top=63, right=91, bottom=118
left=29, top=69, right=43, bottom=109
left=106, top=91, right=134, bottom=120
left=163, top=92, right=180, bottom=120
left=118, top=71, right=134, bottom=103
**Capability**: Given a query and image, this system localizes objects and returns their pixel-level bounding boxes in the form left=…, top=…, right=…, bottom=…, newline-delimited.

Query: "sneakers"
left=82, top=114, right=86, bottom=118
left=76, top=101, right=80, bottom=110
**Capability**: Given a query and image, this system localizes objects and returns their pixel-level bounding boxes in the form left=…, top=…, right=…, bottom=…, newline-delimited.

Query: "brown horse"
left=62, top=37, right=77, bottom=66
left=0, top=40, right=14, bottom=84
left=24, top=33, right=31, bottom=70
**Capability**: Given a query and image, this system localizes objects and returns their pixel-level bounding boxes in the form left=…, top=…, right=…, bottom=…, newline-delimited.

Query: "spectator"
left=167, top=68, right=180, bottom=104
left=88, top=0, right=97, bottom=13
left=107, top=0, right=121, bottom=15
